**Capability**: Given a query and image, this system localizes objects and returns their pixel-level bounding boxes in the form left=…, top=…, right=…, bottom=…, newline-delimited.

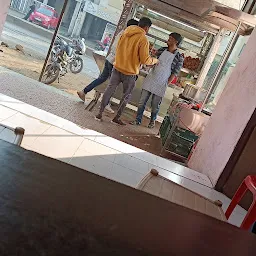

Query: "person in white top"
left=77, top=19, right=139, bottom=113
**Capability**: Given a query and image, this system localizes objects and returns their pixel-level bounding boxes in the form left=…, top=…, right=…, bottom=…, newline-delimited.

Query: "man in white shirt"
left=77, top=19, right=138, bottom=113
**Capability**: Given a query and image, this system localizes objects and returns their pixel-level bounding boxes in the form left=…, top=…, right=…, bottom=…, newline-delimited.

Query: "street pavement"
left=1, top=20, right=100, bottom=79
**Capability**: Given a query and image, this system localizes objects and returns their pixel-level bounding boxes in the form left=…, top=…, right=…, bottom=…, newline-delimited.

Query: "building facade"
left=67, top=0, right=123, bottom=40
left=9, top=0, right=123, bottom=42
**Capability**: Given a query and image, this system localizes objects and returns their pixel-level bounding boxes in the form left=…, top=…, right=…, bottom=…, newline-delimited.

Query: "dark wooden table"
left=0, top=139, right=255, bottom=255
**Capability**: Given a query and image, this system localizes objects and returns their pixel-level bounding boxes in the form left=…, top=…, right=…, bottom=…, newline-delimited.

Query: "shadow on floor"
left=0, top=69, right=185, bottom=163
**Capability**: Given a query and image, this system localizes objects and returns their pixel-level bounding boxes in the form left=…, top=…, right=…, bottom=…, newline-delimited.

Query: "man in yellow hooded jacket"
left=95, top=17, right=158, bottom=125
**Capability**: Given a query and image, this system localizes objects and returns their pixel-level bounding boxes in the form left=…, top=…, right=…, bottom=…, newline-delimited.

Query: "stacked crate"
left=159, top=101, right=198, bottom=159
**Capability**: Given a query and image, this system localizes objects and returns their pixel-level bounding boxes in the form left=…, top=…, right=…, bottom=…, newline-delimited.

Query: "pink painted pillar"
left=0, top=0, right=11, bottom=37
left=188, top=27, right=256, bottom=186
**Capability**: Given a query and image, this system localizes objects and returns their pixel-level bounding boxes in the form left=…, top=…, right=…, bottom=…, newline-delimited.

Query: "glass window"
left=37, top=8, right=54, bottom=17
left=205, top=35, right=249, bottom=112
left=201, top=31, right=235, bottom=91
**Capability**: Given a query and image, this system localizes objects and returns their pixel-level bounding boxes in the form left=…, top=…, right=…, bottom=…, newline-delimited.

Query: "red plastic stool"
left=225, top=175, right=256, bottom=230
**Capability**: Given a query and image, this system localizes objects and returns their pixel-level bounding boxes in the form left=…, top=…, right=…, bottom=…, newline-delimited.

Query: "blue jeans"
left=136, top=89, right=162, bottom=123
left=84, top=60, right=113, bottom=93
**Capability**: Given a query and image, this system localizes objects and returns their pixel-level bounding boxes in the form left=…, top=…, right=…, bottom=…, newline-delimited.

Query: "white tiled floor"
left=33, top=126, right=84, bottom=161
left=79, top=138, right=120, bottom=163
left=70, top=147, right=114, bottom=178
left=0, top=105, right=17, bottom=121
left=0, top=93, right=248, bottom=227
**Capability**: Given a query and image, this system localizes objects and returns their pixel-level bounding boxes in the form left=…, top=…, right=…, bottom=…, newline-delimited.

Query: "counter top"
left=0, top=139, right=255, bottom=255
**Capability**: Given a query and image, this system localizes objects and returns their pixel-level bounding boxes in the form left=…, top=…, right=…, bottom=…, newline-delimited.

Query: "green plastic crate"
left=160, top=116, right=178, bottom=145
left=174, top=127, right=198, bottom=143
left=167, top=134, right=194, bottom=158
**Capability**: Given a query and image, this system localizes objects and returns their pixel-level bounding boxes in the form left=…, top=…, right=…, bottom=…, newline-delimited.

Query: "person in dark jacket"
left=24, top=2, right=36, bottom=20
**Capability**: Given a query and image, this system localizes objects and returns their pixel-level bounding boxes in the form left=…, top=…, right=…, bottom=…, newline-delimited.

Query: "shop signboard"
left=83, top=1, right=99, bottom=16
left=98, top=5, right=121, bottom=24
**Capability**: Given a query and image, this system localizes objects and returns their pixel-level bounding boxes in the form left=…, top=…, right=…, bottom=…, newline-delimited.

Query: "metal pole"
left=107, top=0, right=135, bottom=56
left=71, top=2, right=85, bottom=38
left=248, top=0, right=256, bottom=13
left=199, top=22, right=241, bottom=112
left=68, top=0, right=82, bottom=35
left=39, top=0, right=69, bottom=82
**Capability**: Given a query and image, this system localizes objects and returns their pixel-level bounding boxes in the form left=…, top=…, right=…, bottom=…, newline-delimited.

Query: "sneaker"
left=95, top=114, right=102, bottom=122
left=148, top=121, right=155, bottom=129
left=130, top=120, right=141, bottom=126
left=105, top=104, right=115, bottom=114
left=112, top=118, right=126, bottom=126
left=77, top=91, right=86, bottom=101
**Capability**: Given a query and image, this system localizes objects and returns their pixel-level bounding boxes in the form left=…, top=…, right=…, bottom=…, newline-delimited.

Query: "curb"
left=6, top=14, right=56, bottom=41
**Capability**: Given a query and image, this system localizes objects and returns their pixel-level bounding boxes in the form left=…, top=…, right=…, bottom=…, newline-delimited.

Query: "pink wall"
left=0, top=0, right=11, bottom=37
left=188, top=27, right=256, bottom=186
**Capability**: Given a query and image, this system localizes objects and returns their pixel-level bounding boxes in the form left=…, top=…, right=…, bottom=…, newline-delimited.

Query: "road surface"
left=1, top=21, right=100, bottom=79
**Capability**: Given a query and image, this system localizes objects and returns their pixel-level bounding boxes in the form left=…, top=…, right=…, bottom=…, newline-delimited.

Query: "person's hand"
left=146, top=59, right=159, bottom=67
left=151, top=59, right=159, bottom=66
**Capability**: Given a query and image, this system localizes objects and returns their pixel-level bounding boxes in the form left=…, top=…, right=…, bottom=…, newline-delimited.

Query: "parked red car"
left=29, top=6, right=59, bottom=30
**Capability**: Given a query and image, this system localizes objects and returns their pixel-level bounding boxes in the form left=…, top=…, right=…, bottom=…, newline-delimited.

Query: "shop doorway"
left=81, top=13, right=109, bottom=41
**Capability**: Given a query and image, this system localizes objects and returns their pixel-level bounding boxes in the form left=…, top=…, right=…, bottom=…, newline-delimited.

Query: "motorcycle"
left=42, top=36, right=86, bottom=84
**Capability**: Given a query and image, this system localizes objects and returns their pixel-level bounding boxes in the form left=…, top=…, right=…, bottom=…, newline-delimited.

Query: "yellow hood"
left=122, top=25, right=146, bottom=38
left=114, top=26, right=158, bottom=75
